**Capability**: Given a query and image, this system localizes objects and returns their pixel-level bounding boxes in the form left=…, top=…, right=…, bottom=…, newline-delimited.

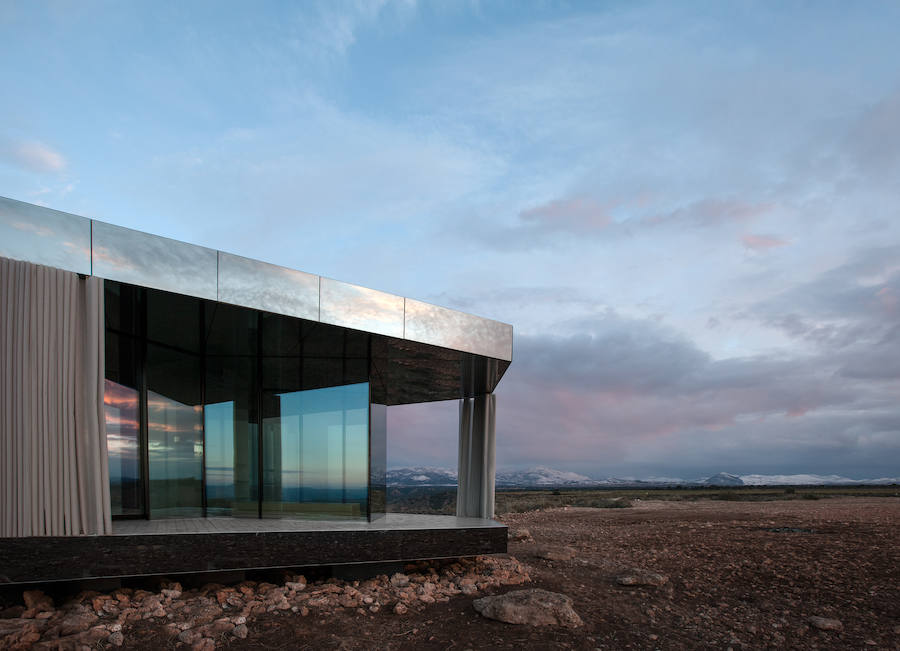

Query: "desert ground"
left=2, top=495, right=898, bottom=650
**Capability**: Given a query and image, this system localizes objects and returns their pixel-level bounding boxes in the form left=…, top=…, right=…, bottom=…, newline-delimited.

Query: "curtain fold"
left=0, top=257, right=111, bottom=536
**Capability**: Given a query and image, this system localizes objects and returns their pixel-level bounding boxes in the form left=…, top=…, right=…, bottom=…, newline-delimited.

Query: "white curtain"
left=1, top=257, right=112, bottom=536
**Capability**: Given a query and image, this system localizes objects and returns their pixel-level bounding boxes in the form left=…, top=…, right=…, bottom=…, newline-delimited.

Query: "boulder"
left=57, top=612, right=99, bottom=636
left=390, top=573, right=410, bottom=588
left=473, top=589, right=583, bottom=628
left=535, top=546, right=576, bottom=561
left=508, top=528, right=533, bottom=542
left=808, top=616, right=843, bottom=631
left=616, top=570, right=669, bottom=587
left=23, top=590, right=54, bottom=612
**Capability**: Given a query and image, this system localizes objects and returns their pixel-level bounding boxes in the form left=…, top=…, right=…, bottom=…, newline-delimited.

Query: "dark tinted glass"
left=147, top=289, right=200, bottom=352
left=146, top=334, right=203, bottom=518
left=204, top=304, right=259, bottom=517
left=104, top=281, right=140, bottom=336
left=104, top=378, right=143, bottom=516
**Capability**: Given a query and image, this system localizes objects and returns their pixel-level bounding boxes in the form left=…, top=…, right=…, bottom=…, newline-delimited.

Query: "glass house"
left=0, top=196, right=512, bottom=582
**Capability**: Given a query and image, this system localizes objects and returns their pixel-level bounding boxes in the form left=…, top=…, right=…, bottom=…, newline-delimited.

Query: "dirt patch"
left=2, top=497, right=897, bottom=649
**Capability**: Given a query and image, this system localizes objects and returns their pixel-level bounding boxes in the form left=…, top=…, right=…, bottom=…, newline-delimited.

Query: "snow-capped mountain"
left=739, top=474, right=900, bottom=486
left=703, top=472, right=744, bottom=486
left=386, top=467, right=457, bottom=486
left=386, top=466, right=899, bottom=488
left=495, top=466, right=601, bottom=487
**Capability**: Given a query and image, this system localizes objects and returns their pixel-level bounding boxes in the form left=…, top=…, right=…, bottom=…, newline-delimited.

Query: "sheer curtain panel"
left=1, top=257, right=111, bottom=536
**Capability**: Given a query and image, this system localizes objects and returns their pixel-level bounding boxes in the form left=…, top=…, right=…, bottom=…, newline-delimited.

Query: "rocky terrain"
left=1, top=497, right=897, bottom=649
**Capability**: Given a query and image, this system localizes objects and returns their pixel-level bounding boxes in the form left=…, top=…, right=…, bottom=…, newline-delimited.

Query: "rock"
left=393, top=603, right=408, bottom=615
left=508, top=528, right=533, bottom=542
left=306, top=596, right=333, bottom=609
left=535, top=546, right=576, bottom=561
left=178, top=629, right=202, bottom=645
left=233, top=623, right=248, bottom=639
left=285, top=581, right=306, bottom=592
left=616, top=570, right=669, bottom=587
left=1, top=606, right=25, bottom=619
left=58, top=612, right=99, bottom=636
left=192, top=637, right=216, bottom=651
left=107, top=631, right=124, bottom=646
left=808, top=616, right=843, bottom=631
left=472, top=589, right=583, bottom=628
left=24, top=590, right=54, bottom=612
left=390, top=573, right=410, bottom=588
left=206, top=617, right=235, bottom=636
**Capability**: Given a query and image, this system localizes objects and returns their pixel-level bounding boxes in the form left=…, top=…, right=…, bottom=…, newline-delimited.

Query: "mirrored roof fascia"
left=0, top=195, right=513, bottom=362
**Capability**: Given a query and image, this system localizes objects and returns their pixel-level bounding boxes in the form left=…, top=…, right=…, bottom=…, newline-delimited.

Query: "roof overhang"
left=0, top=196, right=512, bottom=405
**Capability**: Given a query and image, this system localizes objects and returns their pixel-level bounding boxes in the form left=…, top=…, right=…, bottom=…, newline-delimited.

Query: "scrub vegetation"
left=386, top=484, right=899, bottom=516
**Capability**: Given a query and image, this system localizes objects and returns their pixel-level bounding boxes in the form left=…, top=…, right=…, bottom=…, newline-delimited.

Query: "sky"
left=2, top=1, right=899, bottom=480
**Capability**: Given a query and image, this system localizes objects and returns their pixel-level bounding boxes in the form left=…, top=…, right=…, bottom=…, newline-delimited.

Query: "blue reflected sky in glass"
left=147, top=389, right=203, bottom=518
left=205, top=401, right=234, bottom=491
left=264, top=382, right=368, bottom=516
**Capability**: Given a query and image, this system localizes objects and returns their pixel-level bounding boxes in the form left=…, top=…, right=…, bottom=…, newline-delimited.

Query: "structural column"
left=456, top=393, right=496, bottom=519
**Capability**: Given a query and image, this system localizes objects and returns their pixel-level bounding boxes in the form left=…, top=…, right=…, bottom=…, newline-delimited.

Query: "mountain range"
left=386, top=466, right=899, bottom=488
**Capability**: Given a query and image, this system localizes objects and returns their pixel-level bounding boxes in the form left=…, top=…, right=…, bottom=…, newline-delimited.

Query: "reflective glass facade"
left=103, top=280, right=382, bottom=521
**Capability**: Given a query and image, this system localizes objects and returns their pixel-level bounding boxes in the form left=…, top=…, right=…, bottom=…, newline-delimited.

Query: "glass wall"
left=104, top=283, right=143, bottom=516
left=103, top=281, right=373, bottom=521
left=204, top=303, right=259, bottom=516
left=262, top=383, right=369, bottom=518
left=104, top=378, right=142, bottom=516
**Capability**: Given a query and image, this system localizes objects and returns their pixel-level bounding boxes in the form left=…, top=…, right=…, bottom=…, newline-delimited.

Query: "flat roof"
left=0, top=195, right=512, bottom=362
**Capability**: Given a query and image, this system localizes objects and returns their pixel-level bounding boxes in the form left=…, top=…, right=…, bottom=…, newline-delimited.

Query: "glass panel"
left=146, top=343, right=203, bottom=518
left=104, top=281, right=141, bottom=337
left=262, top=382, right=368, bottom=519
left=104, top=325, right=143, bottom=516
left=104, top=379, right=142, bottom=516
left=204, top=303, right=259, bottom=517
left=146, top=289, right=200, bottom=352
left=368, top=403, right=387, bottom=520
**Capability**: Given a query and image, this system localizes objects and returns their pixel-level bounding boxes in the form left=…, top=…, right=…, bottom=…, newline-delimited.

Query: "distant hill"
left=387, top=466, right=899, bottom=488
left=704, top=472, right=744, bottom=486
left=386, top=467, right=457, bottom=486
left=496, top=466, right=600, bottom=487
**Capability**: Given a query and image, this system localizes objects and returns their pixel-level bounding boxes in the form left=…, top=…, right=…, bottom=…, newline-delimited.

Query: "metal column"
left=456, top=393, right=496, bottom=519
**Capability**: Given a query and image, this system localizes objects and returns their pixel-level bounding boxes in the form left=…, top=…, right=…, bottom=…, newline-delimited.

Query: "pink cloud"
left=519, top=197, right=611, bottom=233
left=741, top=233, right=789, bottom=251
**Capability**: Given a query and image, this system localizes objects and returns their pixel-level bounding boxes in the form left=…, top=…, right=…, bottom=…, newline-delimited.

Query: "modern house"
left=0, top=196, right=512, bottom=583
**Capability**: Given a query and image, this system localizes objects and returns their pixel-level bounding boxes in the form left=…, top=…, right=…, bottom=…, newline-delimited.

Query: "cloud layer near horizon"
left=2, top=1, right=898, bottom=478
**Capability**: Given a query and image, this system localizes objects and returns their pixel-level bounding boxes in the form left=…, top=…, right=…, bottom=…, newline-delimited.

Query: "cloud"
left=843, top=87, right=900, bottom=179
left=0, top=140, right=67, bottom=173
left=754, top=244, right=900, bottom=351
left=389, top=278, right=900, bottom=477
left=741, top=233, right=788, bottom=250
left=519, top=197, right=612, bottom=234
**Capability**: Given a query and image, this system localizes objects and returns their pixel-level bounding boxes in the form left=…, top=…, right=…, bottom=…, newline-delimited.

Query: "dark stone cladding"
left=0, top=526, right=507, bottom=584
